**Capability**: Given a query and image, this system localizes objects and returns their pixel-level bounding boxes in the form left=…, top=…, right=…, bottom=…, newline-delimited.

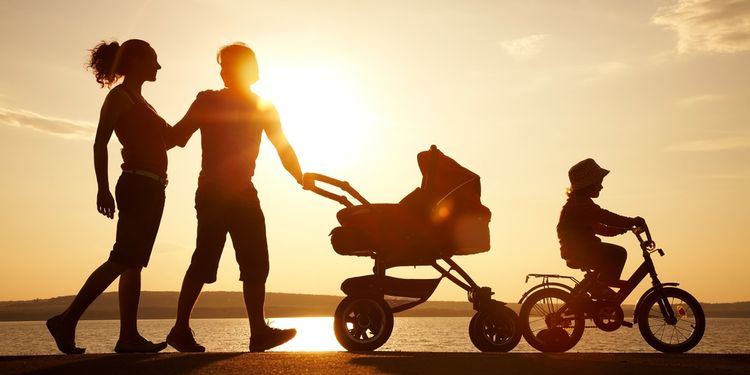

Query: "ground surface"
left=1, top=352, right=749, bottom=375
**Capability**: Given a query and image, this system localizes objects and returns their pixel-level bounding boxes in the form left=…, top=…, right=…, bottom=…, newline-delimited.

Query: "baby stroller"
left=303, top=145, right=521, bottom=352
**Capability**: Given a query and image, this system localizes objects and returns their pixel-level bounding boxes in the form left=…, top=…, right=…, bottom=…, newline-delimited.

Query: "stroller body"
left=305, top=145, right=520, bottom=352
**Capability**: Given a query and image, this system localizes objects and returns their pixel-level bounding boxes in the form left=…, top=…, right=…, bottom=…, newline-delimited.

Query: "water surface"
left=2, top=317, right=747, bottom=355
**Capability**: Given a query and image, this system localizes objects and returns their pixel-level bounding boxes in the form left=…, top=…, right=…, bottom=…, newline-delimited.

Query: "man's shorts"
left=185, top=185, right=269, bottom=284
left=108, top=173, right=166, bottom=268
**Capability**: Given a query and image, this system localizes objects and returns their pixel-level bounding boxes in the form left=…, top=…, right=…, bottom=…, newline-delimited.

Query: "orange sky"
left=0, top=0, right=748, bottom=303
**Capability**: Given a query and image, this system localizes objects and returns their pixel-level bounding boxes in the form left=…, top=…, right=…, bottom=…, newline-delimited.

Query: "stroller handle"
left=303, top=173, right=370, bottom=207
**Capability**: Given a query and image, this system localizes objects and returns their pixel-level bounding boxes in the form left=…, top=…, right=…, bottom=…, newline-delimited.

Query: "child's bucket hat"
left=568, top=158, right=609, bottom=191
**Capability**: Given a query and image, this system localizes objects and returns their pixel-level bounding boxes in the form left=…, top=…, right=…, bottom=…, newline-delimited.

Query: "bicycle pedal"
left=622, top=321, right=633, bottom=328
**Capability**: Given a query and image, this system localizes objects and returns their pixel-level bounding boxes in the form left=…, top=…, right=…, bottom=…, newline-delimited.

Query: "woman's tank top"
left=114, top=85, right=170, bottom=178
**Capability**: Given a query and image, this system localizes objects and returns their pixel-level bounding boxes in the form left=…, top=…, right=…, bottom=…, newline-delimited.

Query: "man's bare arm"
left=263, top=106, right=303, bottom=184
left=169, top=93, right=206, bottom=148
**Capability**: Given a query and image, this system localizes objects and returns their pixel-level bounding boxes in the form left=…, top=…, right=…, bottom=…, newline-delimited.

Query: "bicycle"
left=517, top=223, right=705, bottom=353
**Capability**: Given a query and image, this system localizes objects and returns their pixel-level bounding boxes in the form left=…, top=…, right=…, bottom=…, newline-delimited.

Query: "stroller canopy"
left=417, top=145, right=482, bottom=208
left=332, top=145, right=491, bottom=265
left=401, top=145, right=491, bottom=255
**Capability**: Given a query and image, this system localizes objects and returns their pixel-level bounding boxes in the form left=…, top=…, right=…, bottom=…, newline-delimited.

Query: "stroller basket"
left=306, top=145, right=491, bottom=267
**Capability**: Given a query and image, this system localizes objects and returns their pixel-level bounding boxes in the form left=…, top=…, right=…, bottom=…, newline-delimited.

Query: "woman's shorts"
left=108, top=173, right=166, bottom=268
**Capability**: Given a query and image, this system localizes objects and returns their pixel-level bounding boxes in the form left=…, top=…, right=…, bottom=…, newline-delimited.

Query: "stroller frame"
left=304, top=171, right=521, bottom=352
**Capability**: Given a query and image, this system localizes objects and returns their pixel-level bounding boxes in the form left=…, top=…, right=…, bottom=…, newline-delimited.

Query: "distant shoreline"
left=2, top=291, right=749, bottom=321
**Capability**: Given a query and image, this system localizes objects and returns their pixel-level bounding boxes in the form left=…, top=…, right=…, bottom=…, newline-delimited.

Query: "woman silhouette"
left=46, top=39, right=174, bottom=354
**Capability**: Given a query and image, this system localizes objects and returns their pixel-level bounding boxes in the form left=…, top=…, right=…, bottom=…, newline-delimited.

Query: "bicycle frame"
left=524, top=224, right=679, bottom=325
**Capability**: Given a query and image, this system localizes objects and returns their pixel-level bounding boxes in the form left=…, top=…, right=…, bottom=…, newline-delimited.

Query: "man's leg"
left=229, top=202, right=295, bottom=351
left=243, top=281, right=267, bottom=334
left=242, top=281, right=296, bottom=352
left=168, top=190, right=226, bottom=352
left=166, top=270, right=210, bottom=352
left=174, top=274, right=205, bottom=332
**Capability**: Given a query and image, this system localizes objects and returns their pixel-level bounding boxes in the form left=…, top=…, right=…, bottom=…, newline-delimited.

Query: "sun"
left=253, top=63, right=375, bottom=174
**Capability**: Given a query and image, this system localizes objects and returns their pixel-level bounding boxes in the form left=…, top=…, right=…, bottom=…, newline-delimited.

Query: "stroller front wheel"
left=333, top=296, right=394, bottom=351
left=469, top=305, right=521, bottom=352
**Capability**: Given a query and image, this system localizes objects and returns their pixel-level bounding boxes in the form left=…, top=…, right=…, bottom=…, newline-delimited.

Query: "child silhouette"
left=557, top=159, right=644, bottom=298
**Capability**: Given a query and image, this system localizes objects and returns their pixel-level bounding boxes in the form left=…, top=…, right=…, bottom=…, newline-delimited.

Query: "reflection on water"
left=2, top=317, right=748, bottom=355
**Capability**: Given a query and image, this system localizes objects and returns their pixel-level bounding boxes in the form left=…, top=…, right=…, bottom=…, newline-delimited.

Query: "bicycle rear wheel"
left=637, top=287, right=705, bottom=353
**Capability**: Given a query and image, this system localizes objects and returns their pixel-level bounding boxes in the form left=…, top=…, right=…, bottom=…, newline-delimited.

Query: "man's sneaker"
left=166, top=327, right=206, bottom=352
left=115, top=336, right=168, bottom=353
left=249, top=327, right=297, bottom=352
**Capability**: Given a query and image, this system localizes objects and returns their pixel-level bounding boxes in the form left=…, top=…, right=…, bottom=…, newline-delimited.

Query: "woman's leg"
left=59, top=260, right=128, bottom=326
left=118, top=266, right=143, bottom=341
left=111, top=178, right=168, bottom=352
left=47, top=259, right=127, bottom=353
left=115, top=266, right=167, bottom=352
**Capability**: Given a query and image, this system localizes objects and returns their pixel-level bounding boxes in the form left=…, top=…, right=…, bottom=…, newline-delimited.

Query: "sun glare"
left=268, top=317, right=343, bottom=352
left=253, top=64, right=375, bottom=174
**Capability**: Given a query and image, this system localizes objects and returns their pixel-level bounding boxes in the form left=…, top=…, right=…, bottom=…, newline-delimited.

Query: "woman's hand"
left=97, top=190, right=115, bottom=219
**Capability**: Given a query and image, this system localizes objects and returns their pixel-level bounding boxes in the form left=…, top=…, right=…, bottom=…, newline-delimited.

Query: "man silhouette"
left=167, top=43, right=303, bottom=352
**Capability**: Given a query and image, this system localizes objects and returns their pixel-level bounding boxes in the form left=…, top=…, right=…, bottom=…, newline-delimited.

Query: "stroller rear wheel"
left=333, top=296, right=394, bottom=351
left=469, top=305, right=521, bottom=352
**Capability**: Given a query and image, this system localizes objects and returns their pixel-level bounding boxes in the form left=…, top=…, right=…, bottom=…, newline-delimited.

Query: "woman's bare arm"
left=93, top=89, right=129, bottom=219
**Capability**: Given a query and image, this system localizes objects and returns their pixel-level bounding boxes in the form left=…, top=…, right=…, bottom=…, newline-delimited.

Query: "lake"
left=1, top=317, right=748, bottom=355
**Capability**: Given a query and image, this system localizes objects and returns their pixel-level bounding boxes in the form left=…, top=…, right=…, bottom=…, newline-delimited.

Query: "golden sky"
left=0, top=0, right=748, bottom=303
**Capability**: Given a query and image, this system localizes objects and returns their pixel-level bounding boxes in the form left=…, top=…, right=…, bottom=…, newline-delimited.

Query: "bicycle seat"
left=565, top=258, right=593, bottom=272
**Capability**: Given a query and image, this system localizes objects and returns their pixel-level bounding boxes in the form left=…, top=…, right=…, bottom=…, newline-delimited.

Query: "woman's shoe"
left=46, top=315, right=85, bottom=355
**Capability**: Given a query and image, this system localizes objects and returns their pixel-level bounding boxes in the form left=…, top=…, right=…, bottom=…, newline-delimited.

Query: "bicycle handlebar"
left=302, top=173, right=370, bottom=208
left=631, top=223, right=661, bottom=254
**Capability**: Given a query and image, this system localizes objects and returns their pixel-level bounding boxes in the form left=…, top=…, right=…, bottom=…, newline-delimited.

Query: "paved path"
left=1, top=352, right=749, bottom=375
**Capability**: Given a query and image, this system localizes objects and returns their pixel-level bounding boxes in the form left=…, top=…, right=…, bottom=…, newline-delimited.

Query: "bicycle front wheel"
left=637, top=287, right=705, bottom=353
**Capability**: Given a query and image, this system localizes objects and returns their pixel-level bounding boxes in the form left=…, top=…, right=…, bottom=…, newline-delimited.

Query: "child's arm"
left=596, top=206, right=640, bottom=232
left=595, top=223, right=629, bottom=236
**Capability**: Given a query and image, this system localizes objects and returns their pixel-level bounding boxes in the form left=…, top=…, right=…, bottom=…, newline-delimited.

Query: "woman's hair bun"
left=88, top=41, right=121, bottom=87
